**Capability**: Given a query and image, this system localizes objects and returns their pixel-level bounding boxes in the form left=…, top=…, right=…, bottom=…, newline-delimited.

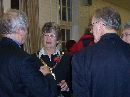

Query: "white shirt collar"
left=38, top=47, right=60, bottom=59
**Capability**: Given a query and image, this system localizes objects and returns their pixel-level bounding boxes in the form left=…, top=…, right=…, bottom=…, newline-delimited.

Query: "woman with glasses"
left=121, top=22, right=130, bottom=44
left=32, top=22, right=72, bottom=97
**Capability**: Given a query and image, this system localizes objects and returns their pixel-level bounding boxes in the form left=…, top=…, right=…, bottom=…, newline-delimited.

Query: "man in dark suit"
left=0, top=9, right=57, bottom=97
left=72, top=7, right=130, bottom=97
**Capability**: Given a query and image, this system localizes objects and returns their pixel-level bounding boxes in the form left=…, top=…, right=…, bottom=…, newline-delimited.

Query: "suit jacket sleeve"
left=72, top=49, right=90, bottom=97
left=62, top=54, right=72, bottom=92
left=18, top=56, right=57, bottom=97
left=45, top=74, right=57, bottom=97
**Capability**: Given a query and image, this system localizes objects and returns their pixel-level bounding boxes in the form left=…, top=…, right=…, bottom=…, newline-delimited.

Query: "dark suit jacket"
left=72, top=33, right=130, bottom=97
left=32, top=50, right=72, bottom=97
left=0, top=37, right=57, bottom=97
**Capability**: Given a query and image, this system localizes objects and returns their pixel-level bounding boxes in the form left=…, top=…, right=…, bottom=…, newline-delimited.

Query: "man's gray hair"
left=0, top=9, right=28, bottom=34
left=94, top=7, right=121, bottom=31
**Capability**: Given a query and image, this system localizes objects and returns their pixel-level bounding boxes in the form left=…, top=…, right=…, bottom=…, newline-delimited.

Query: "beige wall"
left=78, top=0, right=130, bottom=36
left=3, top=0, right=10, bottom=12
left=39, top=0, right=59, bottom=29
left=90, top=0, right=130, bottom=23
left=79, top=5, right=91, bottom=36
left=3, top=0, right=130, bottom=39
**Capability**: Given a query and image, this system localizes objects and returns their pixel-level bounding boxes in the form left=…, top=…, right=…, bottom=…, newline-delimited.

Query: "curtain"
left=0, top=0, right=3, bottom=39
left=19, top=0, right=40, bottom=54
left=0, top=0, right=3, bottom=17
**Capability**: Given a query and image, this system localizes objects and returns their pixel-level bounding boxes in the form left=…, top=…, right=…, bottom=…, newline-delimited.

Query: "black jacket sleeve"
left=45, top=74, right=57, bottom=97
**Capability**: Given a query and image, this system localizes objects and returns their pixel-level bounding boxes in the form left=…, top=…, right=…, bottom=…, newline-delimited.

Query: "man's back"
left=0, top=9, right=57, bottom=97
left=90, top=33, right=130, bottom=97
left=72, top=33, right=130, bottom=97
left=0, top=38, right=53, bottom=97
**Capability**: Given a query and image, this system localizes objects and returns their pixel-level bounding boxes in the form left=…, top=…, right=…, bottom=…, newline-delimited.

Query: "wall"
left=3, top=0, right=130, bottom=40
left=89, top=0, right=130, bottom=23
left=39, top=0, right=59, bottom=29
left=3, top=0, right=10, bottom=12
left=79, top=5, right=91, bottom=36
left=78, top=0, right=130, bottom=38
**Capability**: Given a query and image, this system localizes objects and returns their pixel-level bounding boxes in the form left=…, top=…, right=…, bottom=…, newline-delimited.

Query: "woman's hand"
left=39, top=66, right=51, bottom=76
left=58, top=80, right=69, bottom=91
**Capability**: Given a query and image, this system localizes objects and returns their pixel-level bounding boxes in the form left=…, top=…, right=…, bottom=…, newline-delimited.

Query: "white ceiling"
left=103, top=0, right=130, bottom=11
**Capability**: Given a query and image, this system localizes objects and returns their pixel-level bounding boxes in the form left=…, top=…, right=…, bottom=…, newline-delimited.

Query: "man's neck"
left=4, top=34, right=21, bottom=47
left=104, top=29, right=117, bottom=34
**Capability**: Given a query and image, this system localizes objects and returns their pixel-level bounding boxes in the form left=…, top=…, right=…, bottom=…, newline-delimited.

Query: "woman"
left=33, top=22, right=72, bottom=97
left=121, top=22, right=130, bottom=44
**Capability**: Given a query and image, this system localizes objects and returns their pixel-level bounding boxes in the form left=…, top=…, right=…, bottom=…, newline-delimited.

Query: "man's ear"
left=16, top=28, right=23, bottom=36
left=98, top=21, right=103, bottom=29
left=15, top=28, right=20, bottom=34
left=98, top=21, right=105, bottom=32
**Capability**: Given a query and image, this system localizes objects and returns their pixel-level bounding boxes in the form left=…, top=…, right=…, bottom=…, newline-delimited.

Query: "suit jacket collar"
left=100, top=33, right=121, bottom=42
left=0, top=37, right=21, bottom=48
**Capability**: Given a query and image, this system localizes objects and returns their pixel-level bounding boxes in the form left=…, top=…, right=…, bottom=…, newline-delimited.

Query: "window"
left=60, top=28, right=71, bottom=52
left=59, top=0, right=72, bottom=22
left=11, top=0, right=19, bottom=9
left=59, top=0, right=72, bottom=52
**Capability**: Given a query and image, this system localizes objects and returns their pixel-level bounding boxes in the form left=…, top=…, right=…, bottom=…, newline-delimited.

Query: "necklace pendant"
left=52, top=72, right=56, bottom=80
left=50, top=68, right=53, bottom=71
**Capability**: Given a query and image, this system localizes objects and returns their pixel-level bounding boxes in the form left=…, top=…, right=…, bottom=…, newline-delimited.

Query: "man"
left=72, top=7, right=130, bottom=97
left=0, top=9, right=57, bottom=97
left=121, top=22, right=130, bottom=44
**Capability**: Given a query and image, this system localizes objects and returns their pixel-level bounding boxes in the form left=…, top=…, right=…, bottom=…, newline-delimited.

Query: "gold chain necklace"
left=37, top=51, right=64, bottom=80
left=40, top=58, right=57, bottom=80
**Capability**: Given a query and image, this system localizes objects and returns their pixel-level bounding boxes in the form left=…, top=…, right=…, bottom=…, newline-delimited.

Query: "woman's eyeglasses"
left=122, top=33, right=130, bottom=37
left=42, top=34, right=56, bottom=38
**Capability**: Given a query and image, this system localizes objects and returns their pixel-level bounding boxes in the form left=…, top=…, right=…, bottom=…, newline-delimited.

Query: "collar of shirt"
left=38, top=47, right=61, bottom=60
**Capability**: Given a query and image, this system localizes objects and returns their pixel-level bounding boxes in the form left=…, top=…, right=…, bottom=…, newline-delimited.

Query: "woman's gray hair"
left=122, top=22, right=130, bottom=30
left=0, top=9, right=28, bottom=34
left=42, top=22, right=61, bottom=41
